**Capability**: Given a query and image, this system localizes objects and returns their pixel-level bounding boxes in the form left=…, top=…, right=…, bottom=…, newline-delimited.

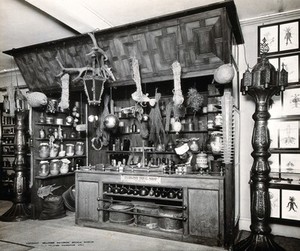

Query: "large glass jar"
left=38, top=160, right=49, bottom=177
left=209, top=131, right=223, bottom=155
left=75, top=142, right=84, bottom=156
left=66, top=144, right=75, bottom=156
left=39, top=143, right=50, bottom=158
left=49, top=143, right=59, bottom=158
left=50, top=159, right=61, bottom=175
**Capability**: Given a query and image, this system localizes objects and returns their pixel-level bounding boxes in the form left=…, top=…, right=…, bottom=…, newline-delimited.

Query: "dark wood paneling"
left=6, top=3, right=243, bottom=92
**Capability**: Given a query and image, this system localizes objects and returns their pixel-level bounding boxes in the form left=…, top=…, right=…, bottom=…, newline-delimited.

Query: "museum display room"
left=0, top=0, right=300, bottom=250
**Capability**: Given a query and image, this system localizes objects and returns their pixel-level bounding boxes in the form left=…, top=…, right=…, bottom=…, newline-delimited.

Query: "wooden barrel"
left=158, top=206, right=183, bottom=232
left=109, top=204, right=134, bottom=225
left=135, top=204, right=159, bottom=228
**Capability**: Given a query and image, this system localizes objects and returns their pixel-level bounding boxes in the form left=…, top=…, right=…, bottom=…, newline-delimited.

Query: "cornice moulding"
left=240, top=9, right=300, bottom=27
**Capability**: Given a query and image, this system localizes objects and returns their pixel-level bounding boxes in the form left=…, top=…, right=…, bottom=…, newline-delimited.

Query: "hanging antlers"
left=55, top=32, right=115, bottom=82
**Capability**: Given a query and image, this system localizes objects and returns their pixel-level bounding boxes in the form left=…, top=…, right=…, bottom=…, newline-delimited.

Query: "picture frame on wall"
left=258, top=24, right=279, bottom=54
left=282, top=88, right=300, bottom=116
left=269, top=188, right=280, bottom=218
left=279, top=121, right=299, bottom=148
left=282, top=189, right=300, bottom=221
left=280, top=154, right=300, bottom=174
left=258, top=19, right=300, bottom=56
left=280, top=54, right=299, bottom=84
left=279, top=21, right=299, bottom=52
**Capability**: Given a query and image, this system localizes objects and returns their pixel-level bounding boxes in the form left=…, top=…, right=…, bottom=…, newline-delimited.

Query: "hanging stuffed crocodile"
left=131, top=57, right=156, bottom=107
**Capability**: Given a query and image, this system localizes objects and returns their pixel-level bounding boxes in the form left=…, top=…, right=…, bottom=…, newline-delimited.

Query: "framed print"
left=282, top=189, right=300, bottom=220
left=269, top=57, right=279, bottom=70
left=279, top=121, right=299, bottom=148
left=280, top=54, right=299, bottom=84
left=279, top=21, right=299, bottom=52
left=281, top=154, right=300, bottom=173
left=282, top=88, right=300, bottom=116
left=269, top=93, right=282, bottom=118
left=269, top=153, right=280, bottom=172
left=258, top=25, right=279, bottom=55
left=269, top=188, right=280, bottom=218
left=269, top=121, right=279, bottom=148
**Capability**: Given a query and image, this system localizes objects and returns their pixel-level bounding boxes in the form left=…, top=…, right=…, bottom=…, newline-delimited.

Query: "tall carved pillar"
left=0, top=110, right=31, bottom=221
left=234, top=40, right=287, bottom=250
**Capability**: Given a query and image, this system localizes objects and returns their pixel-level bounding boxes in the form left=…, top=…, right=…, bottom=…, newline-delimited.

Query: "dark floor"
left=234, top=230, right=300, bottom=251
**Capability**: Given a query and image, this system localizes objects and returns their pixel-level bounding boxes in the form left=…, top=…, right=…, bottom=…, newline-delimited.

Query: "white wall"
left=238, top=9, right=300, bottom=239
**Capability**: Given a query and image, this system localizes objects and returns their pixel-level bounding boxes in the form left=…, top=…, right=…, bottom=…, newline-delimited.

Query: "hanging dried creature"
left=58, top=73, right=70, bottom=110
left=172, top=61, right=184, bottom=106
left=131, top=57, right=156, bottom=106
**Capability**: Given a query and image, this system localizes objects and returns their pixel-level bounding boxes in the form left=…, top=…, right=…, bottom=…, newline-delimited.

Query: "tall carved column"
left=0, top=110, right=31, bottom=221
left=234, top=40, right=287, bottom=250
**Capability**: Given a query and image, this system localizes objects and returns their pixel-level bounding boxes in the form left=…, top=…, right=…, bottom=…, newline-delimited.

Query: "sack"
left=39, top=195, right=66, bottom=220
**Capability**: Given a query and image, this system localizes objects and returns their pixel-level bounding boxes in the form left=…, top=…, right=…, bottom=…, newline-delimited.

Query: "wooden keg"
left=109, top=204, right=134, bottom=225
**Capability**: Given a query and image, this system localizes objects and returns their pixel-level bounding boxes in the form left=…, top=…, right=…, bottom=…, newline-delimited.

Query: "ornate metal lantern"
left=83, top=73, right=106, bottom=106
left=234, top=38, right=287, bottom=250
left=83, top=32, right=115, bottom=106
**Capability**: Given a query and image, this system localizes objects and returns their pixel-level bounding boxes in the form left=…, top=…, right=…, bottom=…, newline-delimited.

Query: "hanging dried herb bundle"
left=186, top=88, right=204, bottom=112
left=149, top=92, right=166, bottom=144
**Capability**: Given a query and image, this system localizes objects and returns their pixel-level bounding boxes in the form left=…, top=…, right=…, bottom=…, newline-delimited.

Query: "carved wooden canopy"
left=4, top=1, right=243, bottom=92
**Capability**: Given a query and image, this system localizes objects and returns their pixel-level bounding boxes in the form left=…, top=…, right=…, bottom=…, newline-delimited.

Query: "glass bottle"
left=131, top=120, right=137, bottom=133
left=39, top=127, right=46, bottom=139
left=3, top=95, right=10, bottom=113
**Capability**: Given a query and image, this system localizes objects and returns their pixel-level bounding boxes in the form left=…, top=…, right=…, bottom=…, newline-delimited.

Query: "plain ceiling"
left=1, top=0, right=300, bottom=75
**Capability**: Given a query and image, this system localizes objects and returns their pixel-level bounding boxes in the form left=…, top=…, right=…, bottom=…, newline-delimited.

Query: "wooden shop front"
left=4, top=0, right=243, bottom=248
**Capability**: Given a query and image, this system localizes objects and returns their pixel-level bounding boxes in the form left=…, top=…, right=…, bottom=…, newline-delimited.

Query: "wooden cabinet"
left=30, top=94, right=88, bottom=219
left=0, top=111, right=15, bottom=200
left=76, top=170, right=224, bottom=246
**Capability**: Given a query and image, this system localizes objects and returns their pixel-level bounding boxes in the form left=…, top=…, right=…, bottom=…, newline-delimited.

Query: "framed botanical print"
left=281, top=154, right=300, bottom=174
left=269, top=188, right=280, bottom=218
left=280, top=54, right=299, bottom=84
left=279, top=21, right=299, bottom=52
left=258, top=19, right=299, bottom=56
left=282, top=88, right=300, bottom=116
left=282, top=189, right=300, bottom=221
left=259, top=24, right=279, bottom=54
left=279, top=121, right=299, bottom=148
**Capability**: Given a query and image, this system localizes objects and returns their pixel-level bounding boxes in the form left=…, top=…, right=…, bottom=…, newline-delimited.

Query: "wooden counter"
left=75, top=170, right=224, bottom=246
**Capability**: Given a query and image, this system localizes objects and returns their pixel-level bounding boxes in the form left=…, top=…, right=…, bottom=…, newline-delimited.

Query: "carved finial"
left=260, top=37, right=270, bottom=55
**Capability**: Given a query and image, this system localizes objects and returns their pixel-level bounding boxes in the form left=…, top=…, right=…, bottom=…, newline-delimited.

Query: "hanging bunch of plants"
left=186, top=88, right=204, bottom=113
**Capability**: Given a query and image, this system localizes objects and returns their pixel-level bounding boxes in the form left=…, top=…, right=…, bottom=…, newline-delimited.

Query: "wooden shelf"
left=103, top=192, right=182, bottom=202
left=35, top=155, right=86, bottom=161
left=35, top=172, right=75, bottom=180
left=36, top=123, right=73, bottom=127
left=106, top=151, right=176, bottom=154
left=2, top=124, right=15, bottom=127
left=35, top=138, right=85, bottom=141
